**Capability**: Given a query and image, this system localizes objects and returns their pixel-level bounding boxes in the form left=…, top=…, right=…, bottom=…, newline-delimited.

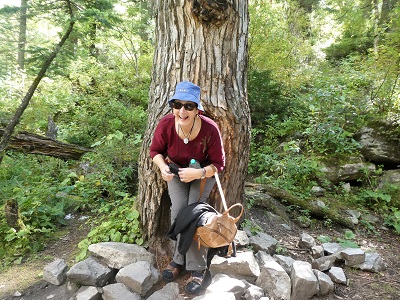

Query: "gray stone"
left=235, top=230, right=250, bottom=247
left=341, top=248, right=365, bottom=266
left=146, top=282, right=183, bottom=300
left=280, top=224, right=292, bottom=231
left=102, top=283, right=141, bottom=300
left=75, top=286, right=101, bottom=300
left=320, top=157, right=378, bottom=184
left=273, top=254, right=295, bottom=274
left=242, top=281, right=264, bottom=300
left=88, top=242, right=155, bottom=269
left=328, top=266, right=347, bottom=285
left=43, top=258, right=68, bottom=286
left=210, top=250, right=260, bottom=282
left=66, top=256, right=114, bottom=287
left=255, top=251, right=291, bottom=300
left=298, top=233, right=316, bottom=249
left=342, top=183, right=351, bottom=192
left=322, top=242, right=344, bottom=255
left=311, top=186, right=325, bottom=197
left=290, top=261, right=318, bottom=300
left=338, top=160, right=376, bottom=182
left=311, top=255, right=337, bottom=271
left=378, top=169, right=400, bottom=188
left=193, top=292, right=236, bottom=300
left=311, top=200, right=326, bottom=208
left=361, top=213, right=380, bottom=224
left=346, top=209, right=361, bottom=225
left=355, top=252, right=386, bottom=272
left=313, top=270, right=334, bottom=296
left=205, top=273, right=246, bottom=299
left=310, top=245, right=324, bottom=259
left=249, top=232, right=278, bottom=255
left=356, top=126, right=400, bottom=164
left=115, top=260, right=160, bottom=296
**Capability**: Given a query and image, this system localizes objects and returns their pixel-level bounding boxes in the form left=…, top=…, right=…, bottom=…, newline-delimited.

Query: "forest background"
left=0, top=0, right=399, bottom=269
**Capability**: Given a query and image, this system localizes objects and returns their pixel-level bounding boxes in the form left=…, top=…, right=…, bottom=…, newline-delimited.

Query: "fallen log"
left=1, top=129, right=92, bottom=160
left=245, top=182, right=355, bottom=229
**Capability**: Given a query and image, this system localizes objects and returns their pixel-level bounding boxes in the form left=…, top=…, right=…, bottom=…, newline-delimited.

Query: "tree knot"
left=192, top=0, right=233, bottom=26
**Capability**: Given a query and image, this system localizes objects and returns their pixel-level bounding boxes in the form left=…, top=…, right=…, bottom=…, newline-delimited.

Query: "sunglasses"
left=171, top=101, right=197, bottom=111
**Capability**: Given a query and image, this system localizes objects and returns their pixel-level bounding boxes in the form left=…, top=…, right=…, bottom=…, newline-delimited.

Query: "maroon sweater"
left=150, top=114, right=225, bottom=172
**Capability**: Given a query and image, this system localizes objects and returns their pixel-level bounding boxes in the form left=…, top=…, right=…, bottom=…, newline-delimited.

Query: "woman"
left=149, top=81, right=225, bottom=294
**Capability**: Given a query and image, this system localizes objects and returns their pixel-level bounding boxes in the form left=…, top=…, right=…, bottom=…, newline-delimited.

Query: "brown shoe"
left=162, top=262, right=183, bottom=281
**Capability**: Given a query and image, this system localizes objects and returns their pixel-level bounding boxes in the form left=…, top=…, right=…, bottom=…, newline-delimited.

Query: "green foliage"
left=248, top=70, right=288, bottom=126
left=336, top=230, right=359, bottom=248
left=60, top=97, right=147, bottom=147
left=379, top=182, right=400, bottom=209
left=384, top=208, right=400, bottom=234
left=325, top=35, right=373, bottom=62
left=295, top=75, right=368, bottom=155
left=287, top=205, right=314, bottom=227
left=248, top=0, right=316, bottom=86
left=318, top=231, right=359, bottom=248
left=0, top=143, right=143, bottom=266
left=317, top=235, right=331, bottom=243
left=249, top=125, right=321, bottom=194
left=241, top=219, right=262, bottom=235
left=76, top=195, right=143, bottom=261
left=302, top=123, right=360, bottom=156
left=0, top=154, right=71, bottom=265
left=356, top=190, right=392, bottom=210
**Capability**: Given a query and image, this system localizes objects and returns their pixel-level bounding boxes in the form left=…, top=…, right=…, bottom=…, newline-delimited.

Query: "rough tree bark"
left=137, top=0, right=250, bottom=247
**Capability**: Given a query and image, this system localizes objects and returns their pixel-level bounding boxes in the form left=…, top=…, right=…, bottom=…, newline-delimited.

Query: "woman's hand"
left=178, top=167, right=202, bottom=183
left=161, top=165, right=175, bottom=182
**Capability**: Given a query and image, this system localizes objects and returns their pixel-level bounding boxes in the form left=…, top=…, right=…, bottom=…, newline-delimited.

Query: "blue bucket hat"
left=168, top=81, right=204, bottom=111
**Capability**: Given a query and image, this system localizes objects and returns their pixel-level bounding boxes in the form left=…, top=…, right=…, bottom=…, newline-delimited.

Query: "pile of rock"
left=43, top=230, right=386, bottom=300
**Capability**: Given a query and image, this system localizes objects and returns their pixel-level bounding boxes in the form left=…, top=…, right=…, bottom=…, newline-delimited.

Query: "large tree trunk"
left=138, top=0, right=250, bottom=244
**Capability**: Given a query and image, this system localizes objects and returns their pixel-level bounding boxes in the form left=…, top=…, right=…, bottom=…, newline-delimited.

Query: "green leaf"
left=394, top=223, right=400, bottom=234
left=91, top=140, right=103, bottom=147
left=126, top=210, right=139, bottom=221
left=110, top=231, right=121, bottom=242
left=68, top=172, right=78, bottom=178
left=338, top=239, right=359, bottom=248
left=76, top=249, right=87, bottom=261
left=113, top=130, right=124, bottom=140
left=317, top=235, right=331, bottom=243
left=343, top=230, right=356, bottom=240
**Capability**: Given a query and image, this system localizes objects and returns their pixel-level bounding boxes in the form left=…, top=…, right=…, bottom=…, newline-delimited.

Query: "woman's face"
left=171, top=100, right=198, bottom=126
